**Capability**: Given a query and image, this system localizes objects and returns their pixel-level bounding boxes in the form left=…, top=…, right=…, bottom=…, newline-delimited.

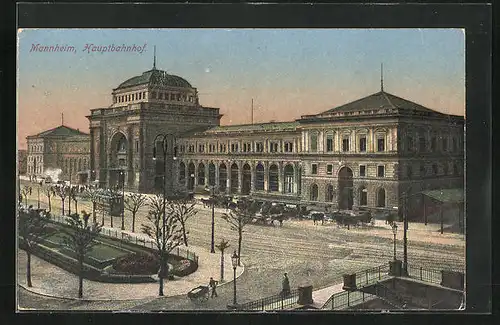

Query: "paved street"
left=18, top=180, right=465, bottom=310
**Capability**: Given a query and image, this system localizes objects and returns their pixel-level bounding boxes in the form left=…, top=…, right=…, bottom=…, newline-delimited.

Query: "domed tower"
left=87, top=63, right=222, bottom=194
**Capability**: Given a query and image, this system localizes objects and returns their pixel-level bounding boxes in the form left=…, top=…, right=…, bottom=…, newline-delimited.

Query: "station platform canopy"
left=421, top=189, right=464, bottom=204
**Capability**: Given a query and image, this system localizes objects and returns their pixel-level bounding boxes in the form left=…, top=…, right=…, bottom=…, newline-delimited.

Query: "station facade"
left=87, top=65, right=465, bottom=218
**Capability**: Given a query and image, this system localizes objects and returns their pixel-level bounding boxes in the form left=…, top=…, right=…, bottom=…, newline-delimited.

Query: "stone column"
left=264, top=161, right=269, bottom=192
left=205, top=162, right=209, bottom=187
left=369, top=128, right=374, bottom=152
left=278, top=162, right=283, bottom=193
left=251, top=162, right=256, bottom=193
left=193, top=162, right=198, bottom=187
left=237, top=162, right=243, bottom=194
left=215, top=163, right=220, bottom=188
left=293, top=162, right=299, bottom=194
left=226, top=161, right=231, bottom=194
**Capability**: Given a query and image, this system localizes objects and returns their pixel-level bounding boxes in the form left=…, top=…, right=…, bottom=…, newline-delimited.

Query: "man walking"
left=282, top=272, right=291, bottom=297
left=209, top=277, right=218, bottom=298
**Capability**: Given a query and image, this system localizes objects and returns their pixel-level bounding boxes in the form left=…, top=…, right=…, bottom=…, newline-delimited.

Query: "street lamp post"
left=231, top=250, right=239, bottom=306
left=152, top=133, right=177, bottom=297
left=37, top=185, right=40, bottom=209
left=392, top=223, right=398, bottom=260
left=206, top=186, right=216, bottom=253
left=120, top=170, right=125, bottom=230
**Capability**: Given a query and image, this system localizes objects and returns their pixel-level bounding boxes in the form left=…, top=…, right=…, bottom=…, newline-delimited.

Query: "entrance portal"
left=338, top=167, right=354, bottom=210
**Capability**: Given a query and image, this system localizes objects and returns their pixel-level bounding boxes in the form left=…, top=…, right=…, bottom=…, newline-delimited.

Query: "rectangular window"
left=270, top=142, right=279, bottom=153
left=377, top=165, right=385, bottom=177
left=377, top=138, right=385, bottom=152
left=326, top=164, right=333, bottom=175
left=342, top=137, right=349, bottom=152
left=256, top=142, right=264, bottom=152
left=311, top=164, right=318, bottom=175
left=442, top=138, right=448, bottom=151
left=231, top=143, right=239, bottom=152
left=152, top=92, right=157, bottom=99
left=326, top=133, right=334, bottom=152
left=198, top=144, right=204, bottom=153
left=359, top=165, right=366, bottom=177
left=407, top=165, right=413, bottom=179
left=135, top=140, right=139, bottom=153
left=359, top=137, right=367, bottom=152
left=159, top=93, right=163, bottom=99
left=284, top=142, right=293, bottom=152
left=452, top=138, right=457, bottom=152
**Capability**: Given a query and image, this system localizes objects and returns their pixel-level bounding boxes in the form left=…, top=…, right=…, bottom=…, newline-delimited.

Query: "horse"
left=312, top=212, right=325, bottom=225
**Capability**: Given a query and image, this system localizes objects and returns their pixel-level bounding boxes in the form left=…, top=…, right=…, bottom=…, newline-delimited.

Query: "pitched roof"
left=316, top=91, right=441, bottom=116
left=115, top=68, right=192, bottom=90
left=199, top=121, right=299, bottom=135
left=28, top=125, right=89, bottom=138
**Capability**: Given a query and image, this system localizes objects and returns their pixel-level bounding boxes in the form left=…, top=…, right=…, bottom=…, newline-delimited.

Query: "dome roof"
left=115, top=68, right=193, bottom=90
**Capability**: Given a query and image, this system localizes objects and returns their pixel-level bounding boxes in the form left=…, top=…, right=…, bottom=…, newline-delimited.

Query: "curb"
left=18, top=263, right=245, bottom=302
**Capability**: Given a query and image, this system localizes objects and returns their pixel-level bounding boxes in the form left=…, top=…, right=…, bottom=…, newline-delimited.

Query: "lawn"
left=44, top=232, right=131, bottom=264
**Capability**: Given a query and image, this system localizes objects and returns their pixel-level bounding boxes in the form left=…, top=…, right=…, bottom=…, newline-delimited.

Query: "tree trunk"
left=220, top=251, right=224, bottom=281
left=61, top=199, right=65, bottom=215
left=132, top=212, right=135, bottom=232
left=92, top=202, right=96, bottom=224
left=182, top=223, right=188, bottom=247
left=48, top=196, right=51, bottom=212
left=78, top=253, right=84, bottom=298
left=26, top=250, right=32, bottom=287
left=238, top=231, right=242, bottom=266
left=158, top=254, right=164, bottom=296
left=111, top=212, right=113, bottom=227
left=75, top=200, right=78, bottom=214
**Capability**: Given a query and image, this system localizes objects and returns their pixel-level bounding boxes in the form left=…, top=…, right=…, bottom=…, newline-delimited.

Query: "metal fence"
left=236, top=289, right=300, bottom=311
left=355, top=264, right=390, bottom=288
left=48, top=214, right=199, bottom=264
left=322, top=290, right=378, bottom=310
left=406, top=264, right=443, bottom=285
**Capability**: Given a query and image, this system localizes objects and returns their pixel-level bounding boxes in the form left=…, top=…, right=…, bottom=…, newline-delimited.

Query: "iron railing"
left=321, top=289, right=378, bottom=310
left=49, top=214, right=199, bottom=264
left=406, top=264, right=443, bottom=285
left=355, top=264, right=391, bottom=288
left=236, top=289, right=300, bottom=311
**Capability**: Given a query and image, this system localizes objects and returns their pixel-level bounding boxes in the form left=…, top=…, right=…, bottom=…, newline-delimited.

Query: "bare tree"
left=55, top=186, right=69, bottom=216
left=83, top=187, right=100, bottom=224
left=70, top=187, right=79, bottom=215
left=167, top=196, right=197, bottom=247
left=141, top=193, right=183, bottom=297
left=124, top=192, right=148, bottom=232
left=20, top=186, right=30, bottom=208
left=43, top=186, right=54, bottom=212
left=221, top=198, right=254, bottom=266
left=61, top=211, right=102, bottom=299
left=215, top=238, right=230, bottom=282
left=18, top=208, right=51, bottom=287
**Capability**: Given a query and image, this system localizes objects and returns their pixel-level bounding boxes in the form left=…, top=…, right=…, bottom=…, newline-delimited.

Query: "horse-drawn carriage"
left=187, top=285, right=209, bottom=302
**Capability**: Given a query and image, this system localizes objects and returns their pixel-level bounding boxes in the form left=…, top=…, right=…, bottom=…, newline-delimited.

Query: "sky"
left=17, top=29, right=465, bottom=149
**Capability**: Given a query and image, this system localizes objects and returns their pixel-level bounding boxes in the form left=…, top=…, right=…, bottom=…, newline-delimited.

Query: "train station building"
left=86, top=64, right=465, bottom=219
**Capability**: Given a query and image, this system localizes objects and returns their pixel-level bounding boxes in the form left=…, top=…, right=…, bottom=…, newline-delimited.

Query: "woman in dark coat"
left=282, top=273, right=291, bottom=296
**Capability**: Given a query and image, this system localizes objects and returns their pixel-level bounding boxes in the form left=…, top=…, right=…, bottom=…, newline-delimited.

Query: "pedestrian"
left=29, top=187, right=32, bottom=195
left=209, top=277, right=218, bottom=298
left=282, top=272, right=291, bottom=297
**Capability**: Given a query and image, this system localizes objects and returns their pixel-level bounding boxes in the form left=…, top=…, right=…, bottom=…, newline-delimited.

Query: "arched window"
left=219, top=163, right=227, bottom=192
left=377, top=188, right=386, bottom=207
left=284, top=164, right=294, bottom=193
left=198, top=163, right=205, bottom=186
left=208, top=163, right=216, bottom=186
left=325, top=184, right=334, bottom=202
left=269, top=164, right=279, bottom=192
left=78, top=158, right=82, bottom=171
left=230, top=163, right=239, bottom=193
left=179, top=162, right=186, bottom=183
left=310, top=184, right=319, bottom=201
left=359, top=187, right=368, bottom=206
left=256, top=163, right=265, bottom=191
